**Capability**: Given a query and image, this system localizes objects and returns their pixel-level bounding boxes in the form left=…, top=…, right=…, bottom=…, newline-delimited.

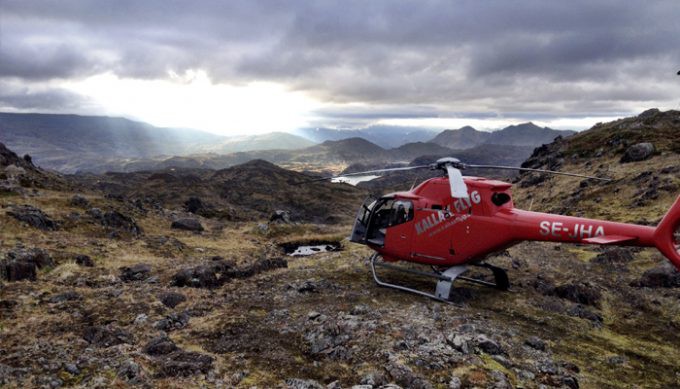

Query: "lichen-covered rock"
left=284, top=378, right=324, bottom=389
left=6, top=205, right=57, bottom=230
left=620, top=142, right=655, bottom=163
left=475, top=334, right=503, bottom=355
left=386, top=355, right=433, bottom=389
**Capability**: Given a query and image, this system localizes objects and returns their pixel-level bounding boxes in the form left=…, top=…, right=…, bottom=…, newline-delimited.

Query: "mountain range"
left=0, top=113, right=314, bottom=173
left=293, top=125, right=438, bottom=149
left=0, top=112, right=574, bottom=174
left=431, top=123, right=574, bottom=149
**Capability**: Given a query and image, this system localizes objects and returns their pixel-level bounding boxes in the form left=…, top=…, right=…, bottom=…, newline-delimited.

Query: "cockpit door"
left=382, top=200, right=414, bottom=256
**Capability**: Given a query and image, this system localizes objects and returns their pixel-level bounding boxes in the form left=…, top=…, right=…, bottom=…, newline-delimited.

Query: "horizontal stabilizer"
left=582, top=235, right=637, bottom=245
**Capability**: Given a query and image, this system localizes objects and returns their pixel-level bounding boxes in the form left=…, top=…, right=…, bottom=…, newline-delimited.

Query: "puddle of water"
left=331, top=175, right=380, bottom=186
left=288, top=244, right=341, bottom=257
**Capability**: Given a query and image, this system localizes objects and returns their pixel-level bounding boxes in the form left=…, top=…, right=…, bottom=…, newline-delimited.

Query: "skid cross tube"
left=369, top=254, right=509, bottom=302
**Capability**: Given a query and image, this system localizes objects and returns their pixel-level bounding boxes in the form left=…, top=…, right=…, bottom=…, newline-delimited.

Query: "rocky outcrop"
left=171, top=258, right=286, bottom=289
left=1, top=248, right=54, bottom=281
left=6, top=205, right=57, bottom=230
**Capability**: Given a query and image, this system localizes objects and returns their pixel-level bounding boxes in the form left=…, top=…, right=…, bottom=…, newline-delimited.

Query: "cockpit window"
left=357, top=199, right=376, bottom=226
left=392, top=200, right=414, bottom=226
left=372, top=199, right=414, bottom=229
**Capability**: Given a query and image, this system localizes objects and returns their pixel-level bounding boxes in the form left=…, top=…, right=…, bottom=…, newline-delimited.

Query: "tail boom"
left=506, top=195, right=680, bottom=270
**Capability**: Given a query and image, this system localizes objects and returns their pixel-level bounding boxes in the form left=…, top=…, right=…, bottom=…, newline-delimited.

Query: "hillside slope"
left=513, top=108, right=680, bottom=222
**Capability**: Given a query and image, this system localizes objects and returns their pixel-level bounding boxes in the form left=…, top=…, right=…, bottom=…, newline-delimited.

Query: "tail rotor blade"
left=446, top=165, right=469, bottom=198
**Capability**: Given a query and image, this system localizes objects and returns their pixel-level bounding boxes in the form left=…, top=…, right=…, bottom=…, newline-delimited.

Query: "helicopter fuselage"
left=350, top=176, right=679, bottom=268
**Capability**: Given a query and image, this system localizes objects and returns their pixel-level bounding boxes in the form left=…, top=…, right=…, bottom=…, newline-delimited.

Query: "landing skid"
left=369, top=253, right=509, bottom=302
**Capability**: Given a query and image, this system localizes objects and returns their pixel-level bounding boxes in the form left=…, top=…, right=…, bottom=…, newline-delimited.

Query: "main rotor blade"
left=302, top=164, right=431, bottom=183
left=446, top=165, right=469, bottom=198
left=464, top=164, right=612, bottom=181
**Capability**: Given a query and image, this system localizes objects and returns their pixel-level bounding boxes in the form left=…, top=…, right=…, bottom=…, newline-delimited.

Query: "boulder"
left=102, top=210, right=142, bottom=236
left=183, top=197, right=216, bottom=217
left=159, top=292, right=187, bottom=308
left=154, top=311, right=190, bottom=331
left=83, top=325, right=133, bottom=347
left=75, top=254, right=94, bottom=267
left=1, top=248, right=54, bottom=281
left=270, top=210, right=292, bottom=224
left=143, top=336, right=178, bottom=356
left=69, top=194, right=89, bottom=207
left=567, top=304, right=603, bottom=324
left=386, top=356, right=433, bottom=389
left=117, top=359, right=144, bottom=383
left=49, top=291, right=81, bottom=303
left=119, top=263, right=152, bottom=282
left=553, top=283, right=601, bottom=307
left=524, top=336, right=547, bottom=351
left=171, top=218, right=204, bottom=232
left=633, top=263, right=680, bottom=287
left=475, top=334, right=503, bottom=355
left=592, top=248, right=634, bottom=265
left=6, top=205, right=57, bottom=230
left=171, top=265, right=219, bottom=288
left=154, top=350, right=214, bottom=378
left=2, top=260, right=37, bottom=281
left=284, top=378, right=324, bottom=389
left=620, top=142, right=655, bottom=163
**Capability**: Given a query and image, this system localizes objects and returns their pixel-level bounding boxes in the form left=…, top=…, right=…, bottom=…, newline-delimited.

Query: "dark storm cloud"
left=1, top=0, right=679, bottom=120
left=0, top=83, right=90, bottom=111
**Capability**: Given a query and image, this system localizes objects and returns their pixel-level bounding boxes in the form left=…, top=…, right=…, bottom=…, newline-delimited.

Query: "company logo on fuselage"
left=415, top=190, right=480, bottom=235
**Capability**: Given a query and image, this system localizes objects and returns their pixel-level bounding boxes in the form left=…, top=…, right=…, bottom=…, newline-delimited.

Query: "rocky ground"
left=2, top=109, right=680, bottom=388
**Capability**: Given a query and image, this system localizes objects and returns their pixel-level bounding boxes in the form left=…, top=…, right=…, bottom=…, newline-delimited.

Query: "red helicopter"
left=323, top=158, right=680, bottom=302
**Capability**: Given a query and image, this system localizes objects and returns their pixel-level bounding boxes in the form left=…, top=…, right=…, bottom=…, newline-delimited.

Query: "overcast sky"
left=1, top=0, right=679, bottom=134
